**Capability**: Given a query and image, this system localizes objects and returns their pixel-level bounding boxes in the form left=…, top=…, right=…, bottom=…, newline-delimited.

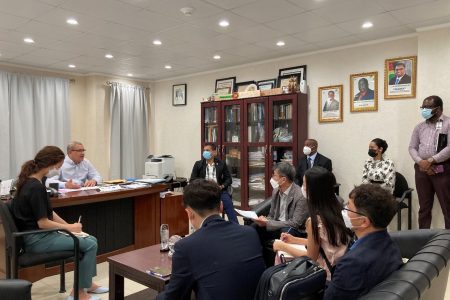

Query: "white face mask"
left=303, top=146, right=312, bottom=155
left=270, top=177, right=279, bottom=189
left=46, top=168, right=60, bottom=178
left=341, top=209, right=365, bottom=230
left=301, top=186, right=307, bottom=198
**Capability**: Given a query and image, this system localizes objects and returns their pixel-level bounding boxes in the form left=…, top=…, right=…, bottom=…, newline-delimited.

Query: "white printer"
left=143, top=155, right=175, bottom=180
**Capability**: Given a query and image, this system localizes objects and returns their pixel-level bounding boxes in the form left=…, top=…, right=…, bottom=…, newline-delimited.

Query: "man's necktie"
left=395, top=77, right=400, bottom=84
left=307, top=157, right=312, bottom=169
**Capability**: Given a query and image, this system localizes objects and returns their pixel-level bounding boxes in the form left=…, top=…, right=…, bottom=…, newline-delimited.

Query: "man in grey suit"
left=323, top=90, right=340, bottom=111
left=252, top=162, right=308, bottom=266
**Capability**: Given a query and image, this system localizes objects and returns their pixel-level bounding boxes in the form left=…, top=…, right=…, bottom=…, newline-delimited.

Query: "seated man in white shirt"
left=48, top=141, right=102, bottom=189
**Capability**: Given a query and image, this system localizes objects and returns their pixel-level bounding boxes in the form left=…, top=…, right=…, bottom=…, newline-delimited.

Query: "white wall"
left=151, top=26, right=450, bottom=230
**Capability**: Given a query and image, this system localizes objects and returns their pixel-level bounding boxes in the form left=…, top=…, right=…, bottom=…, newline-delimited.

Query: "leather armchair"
left=361, top=229, right=450, bottom=300
left=0, top=279, right=32, bottom=300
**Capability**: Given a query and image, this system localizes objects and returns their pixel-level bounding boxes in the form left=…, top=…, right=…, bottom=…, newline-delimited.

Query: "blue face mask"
left=421, top=108, right=434, bottom=120
left=202, top=150, right=212, bottom=160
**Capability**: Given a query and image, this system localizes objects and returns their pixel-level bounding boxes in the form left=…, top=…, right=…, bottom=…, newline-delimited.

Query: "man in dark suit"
left=296, top=139, right=332, bottom=186
left=252, top=162, right=308, bottom=266
left=324, top=184, right=402, bottom=300
left=389, top=61, right=411, bottom=85
left=157, top=179, right=265, bottom=300
left=190, top=142, right=237, bottom=223
left=353, top=78, right=375, bottom=101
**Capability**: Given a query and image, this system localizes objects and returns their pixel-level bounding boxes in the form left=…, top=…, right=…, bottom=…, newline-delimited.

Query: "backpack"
left=254, top=256, right=326, bottom=300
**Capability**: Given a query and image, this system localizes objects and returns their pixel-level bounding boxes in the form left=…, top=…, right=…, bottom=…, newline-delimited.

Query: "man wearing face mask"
left=295, top=139, right=332, bottom=186
left=409, top=95, right=450, bottom=228
left=190, top=142, right=238, bottom=223
left=252, top=162, right=308, bottom=266
left=325, top=184, right=402, bottom=300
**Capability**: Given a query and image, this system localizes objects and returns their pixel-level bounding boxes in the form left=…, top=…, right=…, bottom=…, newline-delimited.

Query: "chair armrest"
left=243, top=198, right=272, bottom=225
left=11, top=228, right=79, bottom=255
left=397, top=188, right=414, bottom=204
left=0, top=279, right=32, bottom=300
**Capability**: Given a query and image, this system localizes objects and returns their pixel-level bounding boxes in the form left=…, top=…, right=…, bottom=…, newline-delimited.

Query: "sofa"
left=361, top=229, right=450, bottom=300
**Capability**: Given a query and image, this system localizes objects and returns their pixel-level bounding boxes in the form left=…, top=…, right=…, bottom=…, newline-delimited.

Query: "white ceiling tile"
left=15, top=21, right=86, bottom=42
left=336, top=13, right=403, bottom=34
left=36, top=0, right=67, bottom=6
left=114, top=9, right=182, bottom=33
left=0, top=40, right=34, bottom=59
left=188, top=11, right=260, bottom=34
left=253, top=36, right=311, bottom=51
left=225, top=25, right=283, bottom=43
left=409, top=15, right=450, bottom=29
left=12, top=53, right=68, bottom=67
left=355, top=26, right=415, bottom=41
left=87, top=22, right=152, bottom=42
left=266, top=12, right=331, bottom=34
left=202, top=0, right=258, bottom=10
left=0, top=12, right=29, bottom=30
left=374, top=0, right=439, bottom=11
left=155, top=24, right=219, bottom=44
left=34, top=8, right=107, bottom=32
left=59, top=0, right=141, bottom=22
left=312, top=0, right=386, bottom=23
left=389, top=0, right=450, bottom=24
left=314, top=35, right=362, bottom=49
left=293, top=25, right=352, bottom=43
left=0, top=0, right=55, bottom=19
left=232, top=0, right=305, bottom=23
left=287, top=0, right=340, bottom=11
left=222, top=44, right=279, bottom=59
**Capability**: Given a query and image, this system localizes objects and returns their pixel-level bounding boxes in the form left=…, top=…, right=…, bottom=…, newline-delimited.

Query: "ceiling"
left=0, top=0, right=449, bottom=81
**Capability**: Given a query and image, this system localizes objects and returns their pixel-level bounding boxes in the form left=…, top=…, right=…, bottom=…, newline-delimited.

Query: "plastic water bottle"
left=160, top=224, right=169, bottom=252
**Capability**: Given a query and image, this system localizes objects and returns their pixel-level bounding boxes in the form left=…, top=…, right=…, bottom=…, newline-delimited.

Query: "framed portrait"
left=277, top=74, right=300, bottom=93
left=318, top=85, right=343, bottom=123
left=384, top=56, right=417, bottom=99
left=350, top=72, right=378, bottom=112
left=172, top=84, right=187, bottom=106
left=256, top=79, right=277, bottom=91
left=235, top=81, right=256, bottom=92
left=279, top=65, right=307, bottom=81
left=215, top=77, right=236, bottom=95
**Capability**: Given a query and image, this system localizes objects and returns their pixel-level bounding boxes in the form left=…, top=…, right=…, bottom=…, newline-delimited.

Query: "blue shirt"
left=48, top=156, right=102, bottom=188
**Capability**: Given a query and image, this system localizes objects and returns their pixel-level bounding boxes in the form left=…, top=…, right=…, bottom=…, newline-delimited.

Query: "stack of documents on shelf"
left=249, top=173, right=265, bottom=190
left=231, top=178, right=241, bottom=188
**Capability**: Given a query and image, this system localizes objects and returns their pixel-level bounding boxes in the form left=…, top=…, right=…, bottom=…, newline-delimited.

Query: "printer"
left=143, top=155, right=175, bottom=180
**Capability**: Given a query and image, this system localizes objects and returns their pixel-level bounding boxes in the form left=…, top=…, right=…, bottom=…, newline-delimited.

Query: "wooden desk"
left=0, top=185, right=188, bottom=282
left=108, top=244, right=171, bottom=300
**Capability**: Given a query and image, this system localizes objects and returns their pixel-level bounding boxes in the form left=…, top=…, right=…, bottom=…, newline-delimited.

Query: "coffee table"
left=108, top=244, right=172, bottom=300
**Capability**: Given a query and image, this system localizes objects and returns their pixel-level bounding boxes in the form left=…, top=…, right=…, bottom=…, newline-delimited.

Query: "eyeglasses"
left=72, top=149, right=86, bottom=153
left=420, top=105, right=436, bottom=109
left=343, top=207, right=366, bottom=216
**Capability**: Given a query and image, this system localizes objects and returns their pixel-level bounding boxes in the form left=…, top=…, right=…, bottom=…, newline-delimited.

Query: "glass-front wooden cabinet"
left=200, top=93, right=307, bottom=210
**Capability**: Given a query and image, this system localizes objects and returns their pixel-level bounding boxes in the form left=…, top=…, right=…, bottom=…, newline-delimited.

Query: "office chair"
left=0, top=279, right=32, bottom=300
left=0, top=200, right=80, bottom=300
left=393, top=172, right=414, bottom=230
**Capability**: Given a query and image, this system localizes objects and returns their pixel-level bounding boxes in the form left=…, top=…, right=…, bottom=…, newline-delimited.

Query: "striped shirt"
left=409, top=114, right=450, bottom=164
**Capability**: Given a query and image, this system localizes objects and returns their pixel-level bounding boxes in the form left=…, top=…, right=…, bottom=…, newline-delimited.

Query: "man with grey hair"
left=252, top=162, right=307, bottom=266
left=48, top=141, right=102, bottom=189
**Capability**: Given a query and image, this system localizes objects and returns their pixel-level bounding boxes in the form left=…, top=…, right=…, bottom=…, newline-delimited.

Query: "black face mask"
left=368, top=149, right=377, bottom=157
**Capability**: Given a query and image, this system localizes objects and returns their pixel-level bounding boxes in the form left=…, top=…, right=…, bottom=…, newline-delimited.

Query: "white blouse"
left=362, top=157, right=396, bottom=193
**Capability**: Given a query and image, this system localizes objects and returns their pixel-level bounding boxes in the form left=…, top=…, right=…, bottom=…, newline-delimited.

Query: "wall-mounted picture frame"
left=319, top=85, right=343, bottom=123
left=350, top=72, right=378, bottom=112
left=384, top=55, right=417, bottom=99
left=256, top=79, right=277, bottom=91
left=215, top=77, right=236, bottom=95
left=173, top=84, right=187, bottom=106
left=235, top=81, right=256, bottom=92
left=278, top=74, right=300, bottom=93
left=279, top=65, right=307, bottom=81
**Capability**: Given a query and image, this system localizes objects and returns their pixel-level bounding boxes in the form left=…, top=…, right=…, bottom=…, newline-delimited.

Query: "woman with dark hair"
left=273, top=166, right=350, bottom=280
left=11, top=146, right=107, bottom=300
left=362, top=138, right=396, bottom=193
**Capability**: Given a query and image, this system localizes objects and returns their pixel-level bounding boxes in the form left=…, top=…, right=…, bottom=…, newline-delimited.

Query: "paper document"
left=98, top=185, right=123, bottom=192
left=275, top=239, right=307, bottom=259
left=136, top=178, right=165, bottom=184
left=58, top=231, right=90, bottom=238
left=0, top=179, right=13, bottom=196
left=59, top=186, right=100, bottom=193
left=235, top=208, right=258, bottom=219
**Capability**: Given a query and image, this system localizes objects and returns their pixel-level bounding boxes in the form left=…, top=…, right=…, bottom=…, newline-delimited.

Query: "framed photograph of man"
left=350, top=72, right=378, bottom=112
left=215, top=77, right=236, bottom=95
left=173, top=84, right=187, bottom=106
left=384, top=56, right=417, bottom=99
left=319, top=85, right=343, bottom=123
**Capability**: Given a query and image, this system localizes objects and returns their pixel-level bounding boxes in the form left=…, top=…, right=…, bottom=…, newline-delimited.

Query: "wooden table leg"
left=109, top=264, right=124, bottom=300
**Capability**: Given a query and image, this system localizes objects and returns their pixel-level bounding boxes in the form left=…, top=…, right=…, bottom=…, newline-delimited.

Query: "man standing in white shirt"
left=48, top=141, right=102, bottom=189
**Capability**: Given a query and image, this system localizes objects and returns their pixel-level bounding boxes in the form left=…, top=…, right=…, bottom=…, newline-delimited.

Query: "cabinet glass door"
left=248, top=146, right=266, bottom=207
left=271, top=146, right=294, bottom=169
left=247, top=102, right=265, bottom=143
left=203, top=106, right=219, bottom=143
left=223, top=104, right=241, bottom=143
left=224, top=146, right=242, bottom=207
left=272, top=100, right=293, bottom=143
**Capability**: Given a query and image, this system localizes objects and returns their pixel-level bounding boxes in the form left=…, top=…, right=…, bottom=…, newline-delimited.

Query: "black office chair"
left=0, top=279, right=32, bottom=300
left=0, top=201, right=80, bottom=300
left=393, top=172, right=414, bottom=230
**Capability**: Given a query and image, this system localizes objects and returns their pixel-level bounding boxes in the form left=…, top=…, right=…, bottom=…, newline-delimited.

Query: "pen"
left=286, top=227, right=292, bottom=235
left=78, top=215, right=82, bottom=223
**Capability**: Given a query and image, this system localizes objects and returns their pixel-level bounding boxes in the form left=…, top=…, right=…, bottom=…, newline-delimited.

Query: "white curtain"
left=0, top=70, right=70, bottom=180
left=109, top=83, right=148, bottom=179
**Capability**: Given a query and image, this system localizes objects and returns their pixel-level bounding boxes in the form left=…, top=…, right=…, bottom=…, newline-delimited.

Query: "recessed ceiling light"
left=276, top=41, right=285, bottom=47
left=127, top=73, right=133, bottom=77
left=66, top=18, right=78, bottom=25
left=362, top=22, right=373, bottom=29
left=165, top=65, right=172, bottom=69
left=23, top=38, right=34, bottom=44
left=219, top=20, right=229, bottom=27
left=153, top=39, right=162, bottom=45
left=213, top=55, right=221, bottom=60
left=68, top=64, right=76, bottom=68
left=105, top=54, right=114, bottom=59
